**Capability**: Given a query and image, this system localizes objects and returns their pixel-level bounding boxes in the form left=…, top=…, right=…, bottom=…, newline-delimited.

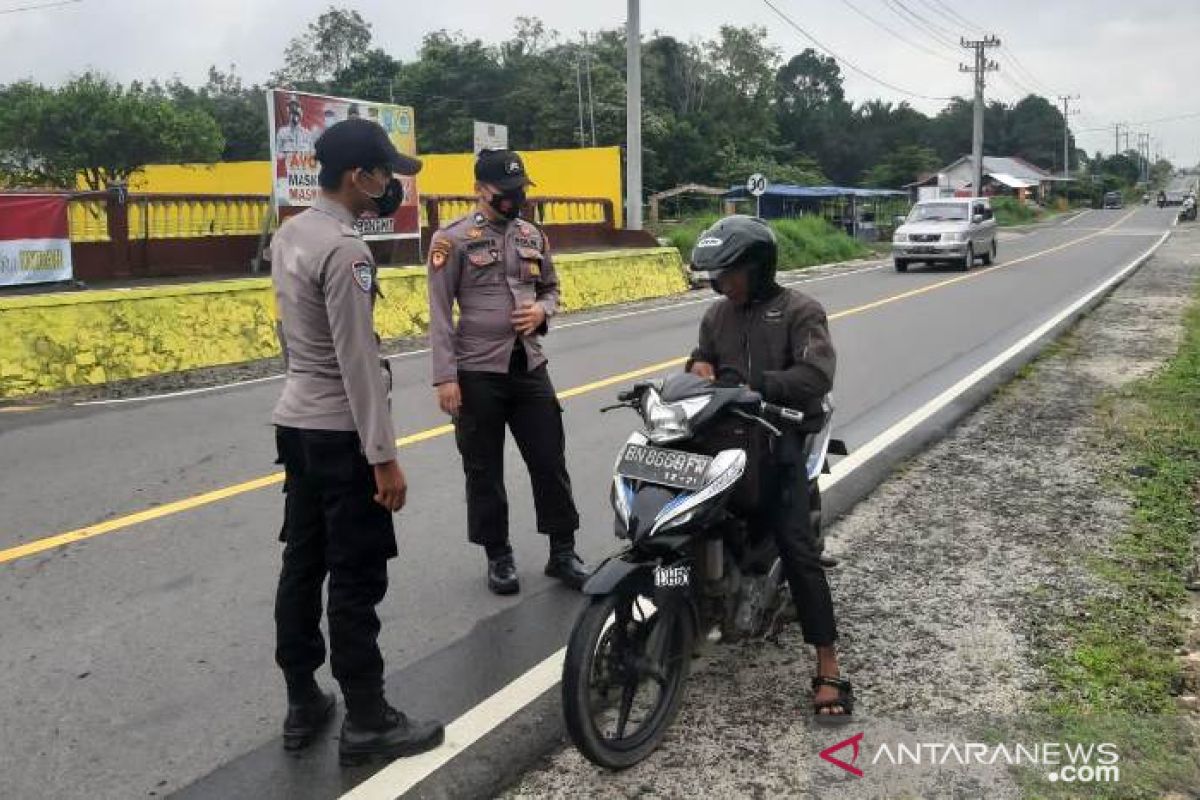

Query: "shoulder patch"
left=430, top=237, right=452, bottom=271
left=351, top=261, right=374, bottom=293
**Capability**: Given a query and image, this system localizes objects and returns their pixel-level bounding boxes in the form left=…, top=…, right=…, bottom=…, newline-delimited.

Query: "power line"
left=0, top=0, right=80, bottom=14
left=891, top=0, right=958, bottom=43
left=920, top=0, right=986, bottom=36
left=998, top=49, right=1057, bottom=96
left=762, top=0, right=955, bottom=101
left=1075, top=110, right=1200, bottom=133
left=882, top=0, right=961, bottom=54
left=912, top=0, right=1062, bottom=98
left=835, top=0, right=957, bottom=64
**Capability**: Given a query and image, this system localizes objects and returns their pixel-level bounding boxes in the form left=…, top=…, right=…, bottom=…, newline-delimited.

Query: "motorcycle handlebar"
left=760, top=401, right=806, bottom=427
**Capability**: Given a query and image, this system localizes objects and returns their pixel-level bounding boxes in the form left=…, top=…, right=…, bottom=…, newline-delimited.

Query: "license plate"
left=654, top=564, right=691, bottom=588
left=910, top=246, right=937, bottom=254
left=617, top=444, right=712, bottom=491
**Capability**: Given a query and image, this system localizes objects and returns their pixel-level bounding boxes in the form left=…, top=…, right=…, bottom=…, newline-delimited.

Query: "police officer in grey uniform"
left=427, top=149, right=590, bottom=595
left=271, top=118, right=443, bottom=765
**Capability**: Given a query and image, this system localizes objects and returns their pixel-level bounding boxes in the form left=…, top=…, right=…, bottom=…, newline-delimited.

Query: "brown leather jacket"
left=688, top=283, right=836, bottom=415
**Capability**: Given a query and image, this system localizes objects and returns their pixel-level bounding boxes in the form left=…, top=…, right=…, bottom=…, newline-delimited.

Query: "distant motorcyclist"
left=686, top=214, right=852, bottom=719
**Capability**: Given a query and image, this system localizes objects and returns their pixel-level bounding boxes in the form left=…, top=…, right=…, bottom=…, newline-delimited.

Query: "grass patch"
left=991, top=196, right=1048, bottom=227
left=659, top=214, right=868, bottom=271
left=1018, top=281, right=1200, bottom=797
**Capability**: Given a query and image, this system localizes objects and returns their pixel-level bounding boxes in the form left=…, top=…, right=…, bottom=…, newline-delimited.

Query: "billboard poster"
left=267, top=89, right=419, bottom=241
left=473, top=120, right=508, bottom=154
left=0, top=194, right=73, bottom=286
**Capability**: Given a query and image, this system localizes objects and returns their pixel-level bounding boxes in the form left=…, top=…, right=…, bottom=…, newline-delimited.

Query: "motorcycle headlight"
left=643, top=393, right=709, bottom=444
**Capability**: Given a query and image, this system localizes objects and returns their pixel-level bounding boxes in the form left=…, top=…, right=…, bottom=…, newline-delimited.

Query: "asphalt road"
left=0, top=206, right=1175, bottom=800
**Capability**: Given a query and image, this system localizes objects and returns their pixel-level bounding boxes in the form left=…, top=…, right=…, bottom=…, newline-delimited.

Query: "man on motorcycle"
left=686, top=214, right=852, bottom=719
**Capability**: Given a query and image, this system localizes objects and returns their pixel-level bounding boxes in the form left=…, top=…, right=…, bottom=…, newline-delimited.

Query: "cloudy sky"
left=2, top=0, right=1197, bottom=164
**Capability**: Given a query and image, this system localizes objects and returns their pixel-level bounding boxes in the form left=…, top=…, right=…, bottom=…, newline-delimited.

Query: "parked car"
left=1103, top=191, right=1124, bottom=209
left=892, top=198, right=998, bottom=272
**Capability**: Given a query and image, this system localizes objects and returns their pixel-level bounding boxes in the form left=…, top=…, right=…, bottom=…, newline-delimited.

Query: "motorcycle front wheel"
left=562, top=586, right=695, bottom=769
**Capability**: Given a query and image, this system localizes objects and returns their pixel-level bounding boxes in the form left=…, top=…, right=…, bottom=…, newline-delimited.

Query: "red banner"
left=0, top=194, right=73, bottom=286
left=0, top=194, right=69, bottom=240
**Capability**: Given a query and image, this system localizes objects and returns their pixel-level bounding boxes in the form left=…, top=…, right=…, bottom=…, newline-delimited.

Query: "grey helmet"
left=690, top=215, right=778, bottom=298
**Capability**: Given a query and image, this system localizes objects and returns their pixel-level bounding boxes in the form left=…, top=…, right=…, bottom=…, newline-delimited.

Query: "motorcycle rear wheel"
left=562, top=587, right=694, bottom=769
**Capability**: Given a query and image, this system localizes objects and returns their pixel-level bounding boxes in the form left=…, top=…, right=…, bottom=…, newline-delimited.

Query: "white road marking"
left=1062, top=209, right=1094, bottom=226
left=68, top=262, right=885, bottom=408
left=338, top=651, right=568, bottom=800
left=338, top=229, right=1172, bottom=799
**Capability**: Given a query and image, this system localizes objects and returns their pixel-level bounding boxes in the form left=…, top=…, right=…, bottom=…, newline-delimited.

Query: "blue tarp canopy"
left=722, top=183, right=907, bottom=223
left=723, top=184, right=907, bottom=200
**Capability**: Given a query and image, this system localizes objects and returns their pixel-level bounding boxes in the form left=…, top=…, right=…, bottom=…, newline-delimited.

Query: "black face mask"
left=489, top=187, right=526, bottom=220
left=370, top=177, right=405, bottom=217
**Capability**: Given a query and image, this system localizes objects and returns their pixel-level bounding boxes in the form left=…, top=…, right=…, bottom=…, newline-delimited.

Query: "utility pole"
left=626, top=0, right=642, bottom=230
left=1122, top=127, right=1131, bottom=153
left=961, top=36, right=1001, bottom=197
left=1114, top=123, right=1122, bottom=157
left=575, top=59, right=586, bottom=148
left=583, top=32, right=597, bottom=147
left=1057, top=94, right=1079, bottom=180
left=1139, top=133, right=1149, bottom=183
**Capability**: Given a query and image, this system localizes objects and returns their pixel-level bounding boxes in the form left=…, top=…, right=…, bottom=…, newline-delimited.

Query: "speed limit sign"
left=746, top=173, right=768, bottom=196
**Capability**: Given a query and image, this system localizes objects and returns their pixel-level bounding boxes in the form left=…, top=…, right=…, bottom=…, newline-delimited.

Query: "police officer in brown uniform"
left=427, top=149, right=589, bottom=595
left=271, top=118, right=444, bottom=764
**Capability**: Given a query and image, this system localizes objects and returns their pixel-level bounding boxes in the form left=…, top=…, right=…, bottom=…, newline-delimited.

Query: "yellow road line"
left=0, top=405, right=48, bottom=414
left=0, top=210, right=1142, bottom=567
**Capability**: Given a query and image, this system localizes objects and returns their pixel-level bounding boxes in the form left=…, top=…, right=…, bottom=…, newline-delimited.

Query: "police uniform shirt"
left=426, top=212, right=560, bottom=385
left=271, top=196, right=397, bottom=464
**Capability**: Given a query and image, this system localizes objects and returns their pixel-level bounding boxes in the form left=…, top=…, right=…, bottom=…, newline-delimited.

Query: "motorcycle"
left=561, top=372, right=845, bottom=769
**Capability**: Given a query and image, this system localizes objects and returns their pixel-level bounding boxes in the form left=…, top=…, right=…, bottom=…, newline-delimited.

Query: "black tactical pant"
left=454, top=347, right=580, bottom=552
left=274, top=427, right=397, bottom=701
left=756, top=458, right=837, bottom=647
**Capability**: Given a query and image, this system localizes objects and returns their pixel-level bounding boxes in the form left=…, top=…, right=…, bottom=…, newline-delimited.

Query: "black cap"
left=475, top=149, right=534, bottom=190
left=314, top=118, right=422, bottom=176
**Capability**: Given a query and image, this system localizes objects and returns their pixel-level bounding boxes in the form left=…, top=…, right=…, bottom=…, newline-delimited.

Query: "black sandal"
left=811, top=676, right=854, bottom=724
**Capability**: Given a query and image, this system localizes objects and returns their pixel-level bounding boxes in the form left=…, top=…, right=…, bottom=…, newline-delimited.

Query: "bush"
left=664, top=214, right=868, bottom=271
left=990, top=196, right=1044, bottom=226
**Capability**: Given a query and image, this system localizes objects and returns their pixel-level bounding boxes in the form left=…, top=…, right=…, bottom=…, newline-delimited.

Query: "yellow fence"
left=68, top=199, right=110, bottom=243
left=130, top=197, right=271, bottom=239
left=68, top=196, right=271, bottom=243
left=0, top=247, right=686, bottom=398
left=102, top=146, right=624, bottom=228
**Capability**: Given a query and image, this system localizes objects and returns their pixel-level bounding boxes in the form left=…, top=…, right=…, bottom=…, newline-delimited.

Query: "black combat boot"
left=544, top=535, right=590, bottom=590
left=339, top=697, right=445, bottom=767
left=486, top=546, right=519, bottom=595
left=282, top=677, right=336, bottom=751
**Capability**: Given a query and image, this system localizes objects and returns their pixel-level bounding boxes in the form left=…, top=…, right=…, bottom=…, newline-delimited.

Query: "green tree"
left=332, top=49, right=403, bottom=104
left=713, top=148, right=827, bottom=187
left=274, top=6, right=372, bottom=86
left=168, top=66, right=268, bottom=161
left=0, top=73, right=223, bottom=190
left=1006, top=95, right=1067, bottom=172
left=862, top=144, right=940, bottom=188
